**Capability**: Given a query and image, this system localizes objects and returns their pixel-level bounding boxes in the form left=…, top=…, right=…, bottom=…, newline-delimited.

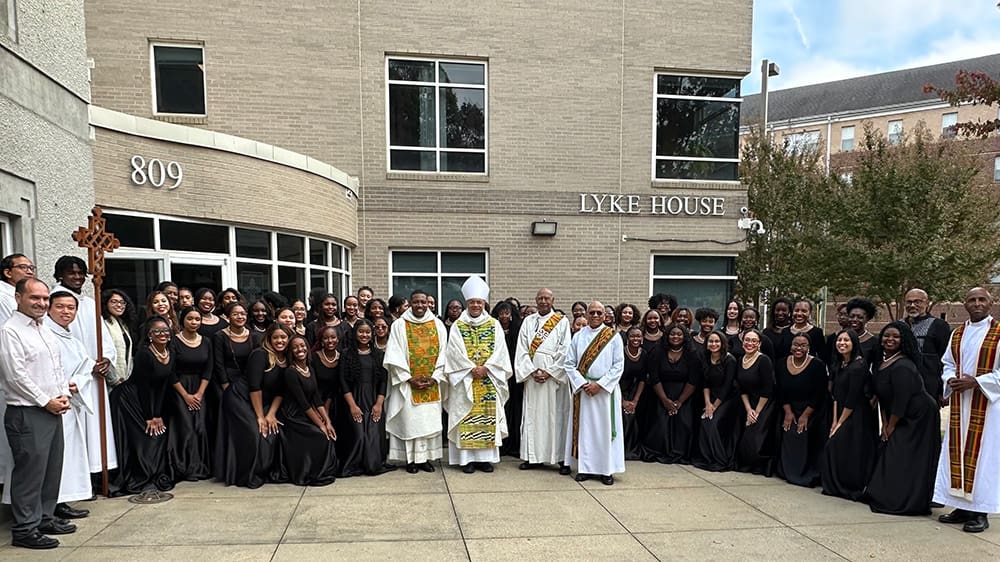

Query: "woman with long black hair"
left=337, top=319, right=392, bottom=476
left=280, top=334, right=338, bottom=485
left=693, top=332, right=740, bottom=472
left=167, top=307, right=213, bottom=480
left=641, top=323, right=700, bottom=464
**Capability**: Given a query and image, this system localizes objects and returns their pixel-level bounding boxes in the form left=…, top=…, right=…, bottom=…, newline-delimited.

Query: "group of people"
left=1, top=250, right=999, bottom=550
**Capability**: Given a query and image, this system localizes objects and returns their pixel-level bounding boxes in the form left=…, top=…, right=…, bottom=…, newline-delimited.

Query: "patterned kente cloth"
left=406, top=320, right=441, bottom=405
left=529, top=312, right=565, bottom=359
left=572, top=326, right=617, bottom=458
left=457, top=321, right=498, bottom=449
left=949, top=319, right=1000, bottom=495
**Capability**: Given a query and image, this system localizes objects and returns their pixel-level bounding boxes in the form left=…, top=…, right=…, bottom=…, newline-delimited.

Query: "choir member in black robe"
left=620, top=327, right=648, bottom=460
left=866, top=322, right=940, bottom=515
left=783, top=299, right=825, bottom=362
left=821, top=329, right=877, bottom=501
left=493, top=301, right=523, bottom=458
left=641, top=324, right=699, bottom=464
left=775, top=333, right=828, bottom=487
left=735, top=329, right=777, bottom=476
left=845, top=297, right=879, bottom=367
left=729, top=307, right=775, bottom=361
left=280, top=334, right=338, bottom=485
left=693, top=332, right=740, bottom=472
left=167, top=307, right=213, bottom=481
left=195, top=288, right=228, bottom=339
left=762, top=297, right=792, bottom=360
left=336, top=320, right=392, bottom=477
left=310, top=325, right=342, bottom=420
left=113, top=317, right=174, bottom=494
left=903, top=288, right=952, bottom=405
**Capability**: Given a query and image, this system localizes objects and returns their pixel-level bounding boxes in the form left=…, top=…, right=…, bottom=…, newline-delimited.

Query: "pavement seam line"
left=270, top=484, right=307, bottom=561
left=575, top=474, right=663, bottom=561
left=440, top=461, right=474, bottom=562
left=75, top=500, right=139, bottom=549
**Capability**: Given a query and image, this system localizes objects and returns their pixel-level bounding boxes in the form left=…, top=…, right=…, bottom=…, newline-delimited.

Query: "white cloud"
left=783, top=0, right=810, bottom=50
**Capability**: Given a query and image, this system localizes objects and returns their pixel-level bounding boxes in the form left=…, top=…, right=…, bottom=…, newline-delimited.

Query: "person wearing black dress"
left=729, top=307, right=775, bottom=360
left=641, top=323, right=699, bottom=464
left=693, top=332, right=740, bottom=472
left=784, top=299, right=825, bottom=362
left=762, top=297, right=792, bottom=359
left=167, top=307, right=213, bottom=481
left=620, top=327, right=648, bottom=460
left=195, top=288, right=228, bottom=339
left=845, top=297, right=879, bottom=366
left=820, top=329, right=878, bottom=501
left=735, top=329, right=777, bottom=476
left=493, top=301, right=522, bottom=458
left=866, top=321, right=940, bottom=515
left=306, top=294, right=345, bottom=347
left=113, top=317, right=174, bottom=494
left=337, top=320, right=392, bottom=477
left=210, top=302, right=255, bottom=473
left=640, top=309, right=664, bottom=352
left=280, top=334, right=338, bottom=485
left=310, top=325, right=342, bottom=420
left=775, top=333, right=828, bottom=487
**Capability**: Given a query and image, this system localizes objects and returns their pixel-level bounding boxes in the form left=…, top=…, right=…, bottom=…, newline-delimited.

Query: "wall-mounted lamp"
left=531, top=220, right=558, bottom=236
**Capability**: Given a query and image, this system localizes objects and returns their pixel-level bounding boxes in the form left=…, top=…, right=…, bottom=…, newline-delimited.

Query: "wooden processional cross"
left=72, top=207, right=120, bottom=497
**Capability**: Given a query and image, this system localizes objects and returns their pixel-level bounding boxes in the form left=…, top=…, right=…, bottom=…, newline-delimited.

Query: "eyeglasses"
left=587, top=311, right=605, bottom=316
left=149, top=329, right=171, bottom=335
left=108, top=299, right=126, bottom=306
left=11, top=264, right=36, bottom=272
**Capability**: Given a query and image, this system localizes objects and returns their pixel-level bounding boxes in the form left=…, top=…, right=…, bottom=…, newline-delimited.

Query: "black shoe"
left=600, top=475, right=615, bottom=486
left=930, top=501, right=944, bottom=508
left=964, top=514, right=990, bottom=533
left=574, top=473, right=590, bottom=482
left=477, top=462, right=494, bottom=473
left=406, top=463, right=419, bottom=474
left=11, top=530, right=59, bottom=550
left=55, top=503, right=89, bottom=519
left=382, top=463, right=398, bottom=472
left=36, top=520, right=76, bottom=536
left=939, top=508, right=974, bottom=524
left=420, top=462, right=435, bottom=473
left=462, top=464, right=476, bottom=474
left=519, top=462, right=540, bottom=470
left=559, top=464, right=572, bottom=476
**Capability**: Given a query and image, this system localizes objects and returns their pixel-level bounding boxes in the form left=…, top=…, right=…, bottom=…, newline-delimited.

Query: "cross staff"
left=72, top=206, right=120, bottom=497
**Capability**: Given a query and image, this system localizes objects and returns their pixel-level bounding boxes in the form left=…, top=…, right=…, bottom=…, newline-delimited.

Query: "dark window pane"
left=331, top=273, right=344, bottom=301
left=331, top=245, right=343, bottom=269
left=278, top=266, right=305, bottom=302
left=652, top=279, right=734, bottom=311
left=106, top=258, right=160, bottom=309
left=656, top=99, right=739, bottom=159
left=657, top=75, right=740, bottom=98
left=440, top=152, right=485, bottom=173
left=653, top=256, right=734, bottom=276
left=655, top=159, right=738, bottom=181
left=439, top=62, right=485, bottom=85
left=153, top=46, right=205, bottom=114
left=439, top=88, right=485, bottom=149
left=441, top=252, right=485, bottom=273
left=159, top=220, right=228, bottom=253
left=277, top=234, right=304, bottom=263
left=237, top=262, right=271, bottom=303
left=392, top=275, right=437, bottom=303
left=236, top=228, right=270, bottom=259
left=390, top=149, right=436, bottom=171
left=441, top=276, right=473, bottom=308
left=103, top=214, right=155, bottom=249
left=392, top=251, right=436, bottom=273
left=388, top=59, right=435, bottom=82
left=310, top=269, right=328, bottom=294
left=309, top=239, right=327, bottom=266
left=170, top=262, right=222, bottom=295
left=389, top=84, right=435, bottom=147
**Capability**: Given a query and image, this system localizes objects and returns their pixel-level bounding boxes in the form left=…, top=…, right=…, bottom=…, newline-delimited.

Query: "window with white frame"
left=151, top=43, right=206, bottom=115
left=650, top=255, right=736, bottom=310
left=941, top=112, right=958, bottom=138
left=784, top=130, right=820, bottom=154
left=386, top=57, right=487, bottom=173
left=887, top=119, right=903, bottom=145
left=994, top=156, right=1000, bottom=182
left=390, top=250, right=487, bottom=310
left=654, top=74, right=741, bottom=181
left=840, top=125, right=855, bottom=152
left=0, top=214, right=10, bottom=258
left=1, top=0, right=16, bottom=41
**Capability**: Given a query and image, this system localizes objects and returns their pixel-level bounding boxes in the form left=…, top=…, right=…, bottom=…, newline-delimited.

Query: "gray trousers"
left=4, top=405, right=64, bottom=538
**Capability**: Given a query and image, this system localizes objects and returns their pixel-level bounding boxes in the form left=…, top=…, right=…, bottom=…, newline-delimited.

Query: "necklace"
left=358, top=347, right=371, bottom=355
left=859, top=330, right=872, bottom=340
left=882, top=351, right=901, bottom=363
left=791, top=355, right=808, bottom=370
left=742, top=351, right=759, bottom=368
left=228, top=326, right=248, bottom=337
left=293, top=362, right=309, bottom=376
left=203, top=311, right=215, bottom=321
left=625, top=347, right=641, bottom=361
left=179, top=332, right=199, bottom=346
left=150, top=344, right=169, bottom=360
left=321, top=349, right=339, bottom=363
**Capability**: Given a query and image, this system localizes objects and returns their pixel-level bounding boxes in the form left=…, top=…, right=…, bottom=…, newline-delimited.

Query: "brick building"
left=83, top=1, right=754, bottom=311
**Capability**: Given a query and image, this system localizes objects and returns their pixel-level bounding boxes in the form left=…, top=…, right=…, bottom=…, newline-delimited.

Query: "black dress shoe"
left=519, top=461, right=540, bottom=470
left=477, top=462, right=494, bottom=473
left=559, top=464, right=572, bottom=476
left=939, top=508, right=973, bottom=524
left=964, top=514, right=990, bottom=533
left=574, top=473, right=590, bottom=482
left=11, top=530, right=59, bottom=550
left=420, top=461, right=435, bottom=473
left=55, top=503, right=90, bottom=519
left=406, top=463, right=419, bottom=474
left=600, top=475, right=615, bottom=486
left=37, top=520, right=77, bottom=535
left=462, top=464, right=476, bottom=474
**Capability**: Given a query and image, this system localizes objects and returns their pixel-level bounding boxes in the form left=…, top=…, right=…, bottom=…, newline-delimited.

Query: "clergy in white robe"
left=444, top=276, right=512, bottom=471
left=53, top=275, right=118, bottom=473
left=935, top=288, right=1000, bottom=530
left=384, top=291, right=449, bottom=471
left=563, top=301, right=625, bottom=483
left=514, top=288, right=571, bottom=468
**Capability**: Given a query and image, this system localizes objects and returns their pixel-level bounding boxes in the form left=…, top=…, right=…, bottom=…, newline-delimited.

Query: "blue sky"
left=743, top=0, right=1000, bottom=94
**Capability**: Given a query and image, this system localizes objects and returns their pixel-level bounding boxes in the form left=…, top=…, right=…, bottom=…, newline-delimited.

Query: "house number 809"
left=130, top=155, right=183, bottom=189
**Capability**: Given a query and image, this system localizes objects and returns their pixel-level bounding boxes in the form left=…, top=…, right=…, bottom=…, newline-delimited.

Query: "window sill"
left=153, top=114, right=208, bottom=126
left=386, top=172, right=490, bottom=183
left=651, top=179, right=743, bottom=190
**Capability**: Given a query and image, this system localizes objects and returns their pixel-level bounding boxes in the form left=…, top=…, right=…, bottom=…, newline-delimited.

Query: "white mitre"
left=461, top=276, right=490, bottom=302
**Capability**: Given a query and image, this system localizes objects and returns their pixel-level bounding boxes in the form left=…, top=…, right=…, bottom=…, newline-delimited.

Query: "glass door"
left=169, top=255, right=229, bottom=296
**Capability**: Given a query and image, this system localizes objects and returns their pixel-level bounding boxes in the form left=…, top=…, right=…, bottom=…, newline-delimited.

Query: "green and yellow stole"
left=405, top=320, right=441, bottom=405
left=948, top=319, right=1000, bottom=495
left=457, top=321, right=498, bottom=449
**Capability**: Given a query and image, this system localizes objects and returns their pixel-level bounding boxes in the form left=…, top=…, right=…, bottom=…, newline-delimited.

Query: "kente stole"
left=529, top=312, right=565, bottom=359
left=948, top=320, right=1000, bottom=495
left=572, top=326, right=617, bottom=458
left=405, top=320, right=441, bottom=405
left=457, top=320, right=498, bottom=449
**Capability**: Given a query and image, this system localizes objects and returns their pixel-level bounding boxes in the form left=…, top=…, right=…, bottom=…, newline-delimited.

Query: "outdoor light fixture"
left=531, top=220, right=557, bottom=236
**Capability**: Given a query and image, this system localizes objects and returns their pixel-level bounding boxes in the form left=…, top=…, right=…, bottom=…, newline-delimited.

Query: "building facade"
left=85, top=1, right=753, bottom=311
left=0, top=0, right=94, bottom=278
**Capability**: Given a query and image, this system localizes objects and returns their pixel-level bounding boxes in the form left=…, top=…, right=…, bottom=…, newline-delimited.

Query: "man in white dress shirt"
left=0, top=253, right=36, bottom=486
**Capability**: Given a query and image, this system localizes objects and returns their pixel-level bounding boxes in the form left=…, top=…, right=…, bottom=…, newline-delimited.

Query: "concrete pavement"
left=2, top=458, right=998, bottom=561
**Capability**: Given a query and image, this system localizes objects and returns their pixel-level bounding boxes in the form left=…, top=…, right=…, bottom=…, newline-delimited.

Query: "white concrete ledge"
left=89, top=105, right=360, bottom=195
